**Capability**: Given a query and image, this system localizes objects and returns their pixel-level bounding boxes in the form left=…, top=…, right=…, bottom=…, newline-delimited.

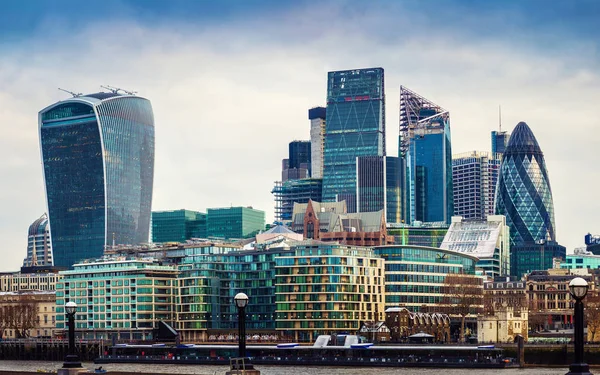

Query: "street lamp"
left=566, top=277, right=592, bottom=375
left=62, top=301, right=82, bottom=369
left=234, top=293, right=249, bottom=358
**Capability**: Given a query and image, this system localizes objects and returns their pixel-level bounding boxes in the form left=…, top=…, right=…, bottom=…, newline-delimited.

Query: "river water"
left=0, top=361, right=570, bottom=374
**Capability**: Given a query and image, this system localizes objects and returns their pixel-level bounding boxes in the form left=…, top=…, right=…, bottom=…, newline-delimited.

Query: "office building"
left=511, top=240, right=566, bottom=278
left=494, top=122, right=560, bottom=277
left=495, top=122, right=556, bottom=246
left=288, top=141, right=311, bottom=173
left=39, top=91, right=155, bottom=268
left=440, top=215, right=510, bottom=278
left=275, top=241, right=386, bottom=342
left=281, top=141, right=311, bottom=182
left=151, top=209, right=207, bottom=243
left=387, top=222, right=450, bottom=247
left=322, top=68, right=386, bottom=212
left=206, top=206, right=265, bottom=239
left=585, top=233, right=600, bottom=255
left=55, top=257, right=178, bottom=340
left=23, top=213, right=53, bottom=268
left=399, top=86, right=453, bottom=224
left=374, top=245, right=482, bottom=314
left=452, top=151, right=501, bottom=220
left=309, top=107, right=326, bottom=178
left=272, top=178, right=322, bottom=222
left=491, top=130, right=510, bottom=155
left=356, top=156, right=402, bottom=224
left=561, top=252, right=600, bottom=271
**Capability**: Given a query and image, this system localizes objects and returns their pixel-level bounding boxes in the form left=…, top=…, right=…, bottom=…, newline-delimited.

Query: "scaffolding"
left=272, top=178, right=322, bottom=222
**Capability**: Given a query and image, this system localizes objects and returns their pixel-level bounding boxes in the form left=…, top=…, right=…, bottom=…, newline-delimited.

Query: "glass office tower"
left=39, top=92, right=155, bottom=268
left=399, top=86, right=453, bottom=224
left=322, top=68, right=385, bottom=212
left=356, top=155, right=401, bottom=223
left=494, top=122, right=560, bottom=278
left=495, top=122, right=555, bottom=246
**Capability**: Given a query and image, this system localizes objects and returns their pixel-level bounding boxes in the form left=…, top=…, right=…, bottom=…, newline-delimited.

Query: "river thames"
left=0, top=361, right=571, bottom=374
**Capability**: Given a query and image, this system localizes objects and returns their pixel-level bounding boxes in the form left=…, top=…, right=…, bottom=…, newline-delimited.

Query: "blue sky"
left=0, top=0, right=599, bottom=271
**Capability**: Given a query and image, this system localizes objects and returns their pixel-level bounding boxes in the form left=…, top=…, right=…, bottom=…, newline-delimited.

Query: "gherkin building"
left=495, top=122, right=556, bottom=247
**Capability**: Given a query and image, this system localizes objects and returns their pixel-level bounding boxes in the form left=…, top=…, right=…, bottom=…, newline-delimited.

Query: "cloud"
left=0, top=2, right=598, bottom=270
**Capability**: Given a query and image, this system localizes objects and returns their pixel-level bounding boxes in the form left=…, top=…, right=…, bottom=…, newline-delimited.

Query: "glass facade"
left=206, top=206, right=265, bottom=239
left=55, top=259, right=178, bottom=340
left=272, top=178, right=322, bottom=222
left=511, top=241, right=566, bottom=278
left=275, top=243, right=385, bottom=342
left=374, top=245, right=479, bottom=312
left=152, top=209, right=207, bottom=243
left=491, top=130, right=509, bottom=155
left=288, top=141, right=311, bottom=172
left=23, top=213, right=53, bottom=267
left=387, top=225, right=449, bottom=247
left=39, top=94, right=155, bottom=268
left=399, top=86, right=453, bottom=224
left=356, top=156, right=401, bottom=223
left=452, top=151, right=501, bottom=220
left=495, top=122, right=556, bottom=246
left=322, top=68, right=385, bottom=210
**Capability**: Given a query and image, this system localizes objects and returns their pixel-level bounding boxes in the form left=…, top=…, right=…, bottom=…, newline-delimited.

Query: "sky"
left=0, top=0, right=599, bottom=271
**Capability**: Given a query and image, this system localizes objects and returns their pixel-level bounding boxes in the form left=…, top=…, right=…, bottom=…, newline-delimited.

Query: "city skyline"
left=0, top=0, right=599, bottom=270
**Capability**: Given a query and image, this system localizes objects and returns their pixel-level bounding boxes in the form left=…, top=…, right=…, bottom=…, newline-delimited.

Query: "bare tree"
left=443, top=272, right=483, bottom=343
left=586, top=293, right=600, bottom=342
left=6, top=298, right=39, bottom=338
left=0, top=306, right=10, bottom=339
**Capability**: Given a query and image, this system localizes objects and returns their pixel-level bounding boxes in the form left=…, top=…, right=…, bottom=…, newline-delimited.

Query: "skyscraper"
left=494, top=122, right=563, bottom=277
left=491, top=130, right=510, bottom=155
left=23, top=213, right=53, bottom=268
left=322, top=68, right=385, bottom=212
left=309, top=107, right=326, bottom=179
left=399, top=86, right=453, bottom=224
left=356, top=156, right=402, bottom=223
left=452, top=151, right=501, bottom=220
left=39, top=91, right=155, bottom=268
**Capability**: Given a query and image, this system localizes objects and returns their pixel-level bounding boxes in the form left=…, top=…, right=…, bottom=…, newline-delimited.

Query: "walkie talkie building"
left=39, top=91, right=155, bottom=268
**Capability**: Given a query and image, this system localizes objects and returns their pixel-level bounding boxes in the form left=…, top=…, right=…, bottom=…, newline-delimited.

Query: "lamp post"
left=566, top=277, right=593, bottom=375
left=234, top=293, right=249, bottom=358
left=62, top=301, right=82, bottom=369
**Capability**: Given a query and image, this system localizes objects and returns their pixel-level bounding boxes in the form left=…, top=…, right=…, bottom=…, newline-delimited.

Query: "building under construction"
left=272, top=178, right=322, bottom=222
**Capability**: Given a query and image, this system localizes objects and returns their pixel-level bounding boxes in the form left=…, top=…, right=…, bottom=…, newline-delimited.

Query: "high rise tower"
left=322, top=68, right=385, bottom=212
left=39, top=91, right=155, bottom=268
left=494, top=122, right=563, bottom=277
left=495, top=122, right=555, bottom=245
left=309, top=107, right=326, bottom=179
left=452, top=151, right=501, bottom=220
left=399, top=86, right=453, bottom=224
left=23, top=213, right=53, bottom=268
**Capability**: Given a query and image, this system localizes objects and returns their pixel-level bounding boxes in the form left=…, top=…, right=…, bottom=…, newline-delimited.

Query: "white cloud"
left=0, top=3, right=598, bottom=270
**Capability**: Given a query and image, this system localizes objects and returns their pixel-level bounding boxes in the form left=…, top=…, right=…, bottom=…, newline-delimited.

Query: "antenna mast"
left=101, top=85, right=138, bottom=95
left=499, top=105, right=502, bottom=132
left=58, top=88, right=82, bottom=97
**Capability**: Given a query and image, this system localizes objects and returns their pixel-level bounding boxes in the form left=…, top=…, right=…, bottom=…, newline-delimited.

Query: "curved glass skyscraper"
left=39, top=92, right=155, bottom=268
left=495, top=122, right=555, bottom=246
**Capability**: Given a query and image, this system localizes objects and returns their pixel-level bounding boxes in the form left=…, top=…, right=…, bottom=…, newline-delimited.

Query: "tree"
left=586, top=293, right=600, bottom=342
left=5, top=297, right=39, bottom=338
left=528, top=298, right=548, bottom=332
left=443, top=272, right=483, bottom=343
left=0, top=306, right=9, bottom=339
